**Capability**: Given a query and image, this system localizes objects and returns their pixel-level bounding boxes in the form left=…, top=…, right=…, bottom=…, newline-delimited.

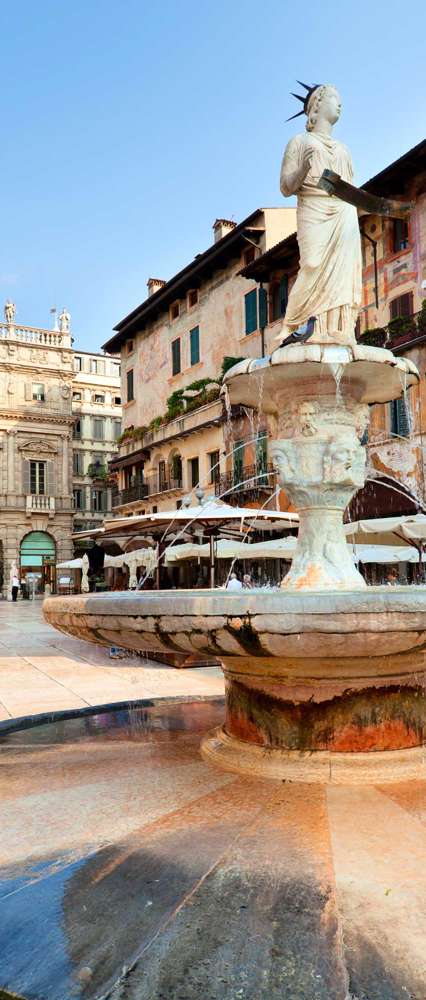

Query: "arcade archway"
left=20, top=531, right=56, bottom=595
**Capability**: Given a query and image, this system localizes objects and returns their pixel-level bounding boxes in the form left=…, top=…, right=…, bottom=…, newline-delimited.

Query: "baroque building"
left=0, top=315, right=75, bottom=597
left=103, top=208, right=296, bottom=516
left=72, top=350, right=121, bottom=535
left=0, top=310, right=123, bottom=596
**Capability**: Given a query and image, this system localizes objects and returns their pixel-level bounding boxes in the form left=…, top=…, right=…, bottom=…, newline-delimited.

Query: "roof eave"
left=239, top=232, right=298, bottom=281
left=363, top=138, right=426, bottom=194
left=102, top=210, right=264, bottom=353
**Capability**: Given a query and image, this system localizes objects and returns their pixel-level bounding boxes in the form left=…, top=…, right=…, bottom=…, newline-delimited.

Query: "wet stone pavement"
left=1, top=699, right=426, bottom=1000
left=0, top=599, right=223, bottom=725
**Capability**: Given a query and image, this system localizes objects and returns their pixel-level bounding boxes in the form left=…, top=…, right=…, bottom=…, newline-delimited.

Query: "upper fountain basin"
left=43, top=588, right=426, bottom=678
left=223, top=344, right=419, bottom=410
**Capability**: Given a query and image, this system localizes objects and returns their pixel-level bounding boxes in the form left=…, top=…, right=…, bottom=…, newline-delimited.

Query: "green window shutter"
left=190, top=327, right=200, bottom=366
left=244, top=290, right=258, bottom=335
left=256, top=434, right=267, bottom=472
left=190, top=457, right=199, bottom=488
left=279, top=276, right=288, bottom=317
left=158, top=460, right=166, bottom=487
left=390, top=397, right=411, bottom=438
left=172, top=338, right=181, bottom=375
left=127, top=369, right=134, bottom=402
left=233, top=440, right=245, bottom=484
left=46, top=461, right=55, bottom=495
left=22, top=459, right=30, bottom=493
left=259, top=287, right=268, bottom=329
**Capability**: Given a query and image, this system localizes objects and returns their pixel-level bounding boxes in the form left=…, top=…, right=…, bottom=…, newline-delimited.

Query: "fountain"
left=43, top=82, right=425, bottom=784
left=5, top=84, right=426, bottom=1000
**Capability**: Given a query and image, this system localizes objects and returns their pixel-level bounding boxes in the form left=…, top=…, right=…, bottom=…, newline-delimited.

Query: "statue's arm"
left=280, top=136, right=312, bottom=197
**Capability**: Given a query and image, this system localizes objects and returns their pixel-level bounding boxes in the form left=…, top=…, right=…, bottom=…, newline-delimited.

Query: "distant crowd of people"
left=225, top=567, right=403, bottom=590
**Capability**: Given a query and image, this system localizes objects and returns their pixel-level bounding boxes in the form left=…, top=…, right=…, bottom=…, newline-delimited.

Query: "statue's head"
left=306, top=84, right=341, bottom=131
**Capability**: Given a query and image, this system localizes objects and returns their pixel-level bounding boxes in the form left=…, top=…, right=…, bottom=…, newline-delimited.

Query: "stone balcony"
left=0, top=494, right=73, bottom=515
left=0, top=322, right=72, bottom=350
left=117, top=398, right=223, bottom=459
left=26, top=495, right=56, bottom=517
left=0, top=399, right=73, bottom=419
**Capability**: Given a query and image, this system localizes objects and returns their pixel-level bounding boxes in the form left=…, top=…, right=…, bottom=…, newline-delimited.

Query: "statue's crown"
left=287, top=81, right=321, bottom=122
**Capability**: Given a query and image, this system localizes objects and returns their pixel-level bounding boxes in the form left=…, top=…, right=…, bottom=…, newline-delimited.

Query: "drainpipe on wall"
left=361, top=227, right=379, bottom=309
left=260, top=281, right=266, bottom=358
left=209, top=534, right=216, bottom=589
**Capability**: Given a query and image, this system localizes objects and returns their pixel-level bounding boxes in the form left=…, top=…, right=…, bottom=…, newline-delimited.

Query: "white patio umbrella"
left=98, top=500, right=298, bottom=537
left=345, top=514, right=426, bottom=553
left=240, top=536, right=297, bottom=559
left=165, top=539, right=255, bottom=563
left=352, top=544, right=423, bottom=564
left=73, top=500, right=298, bottom=588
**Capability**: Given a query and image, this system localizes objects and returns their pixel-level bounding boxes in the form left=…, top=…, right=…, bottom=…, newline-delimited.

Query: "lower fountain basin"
left=44, top=589, right=426, bottom=782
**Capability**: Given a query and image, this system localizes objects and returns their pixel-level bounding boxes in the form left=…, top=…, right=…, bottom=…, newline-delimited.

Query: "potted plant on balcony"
left=358, top=327, right=387, bottom=348
left=416, top=299, right=426, bottom=336
left=387, top=315, right=416, bottom=344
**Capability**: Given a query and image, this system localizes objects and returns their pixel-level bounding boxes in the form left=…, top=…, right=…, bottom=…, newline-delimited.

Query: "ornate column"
left=62, top=435, right=69, bottom=496
left=7, top=429, right=17, bottom=495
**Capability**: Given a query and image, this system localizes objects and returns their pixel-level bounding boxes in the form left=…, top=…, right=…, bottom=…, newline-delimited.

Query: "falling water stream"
left=329, top=361, right=344, bottom=407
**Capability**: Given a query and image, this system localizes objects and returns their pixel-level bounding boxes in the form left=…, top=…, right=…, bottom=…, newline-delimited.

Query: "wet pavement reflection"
left=1, top=697, right=426, bottom=1000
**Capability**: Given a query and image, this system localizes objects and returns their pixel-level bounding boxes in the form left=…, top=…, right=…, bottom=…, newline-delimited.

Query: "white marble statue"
left=4, top=300, right=16, bottom=324
left=81, top=553, right=90, bottom=593
left=278, top=83, right=362, bottom=346
left=125, top=554, right=138, bottom=590
left=58, top=308, right=71, bottom=334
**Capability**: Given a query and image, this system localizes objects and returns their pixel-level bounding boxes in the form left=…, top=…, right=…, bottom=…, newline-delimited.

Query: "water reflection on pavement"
left=1, top=698, right=426, bottom=1000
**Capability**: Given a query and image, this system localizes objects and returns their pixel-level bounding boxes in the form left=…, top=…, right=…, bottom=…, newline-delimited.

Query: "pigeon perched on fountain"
left=279, top=316, right=316, bottom=348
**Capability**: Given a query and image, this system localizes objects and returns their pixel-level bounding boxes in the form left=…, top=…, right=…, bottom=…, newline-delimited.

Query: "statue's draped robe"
left=279, top=131, right=362, bottom=343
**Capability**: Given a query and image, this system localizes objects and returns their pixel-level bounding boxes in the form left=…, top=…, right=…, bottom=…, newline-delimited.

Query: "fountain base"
left=43, top=589, right=426, bottom=784
left=201, top=727, right=425, bottom=783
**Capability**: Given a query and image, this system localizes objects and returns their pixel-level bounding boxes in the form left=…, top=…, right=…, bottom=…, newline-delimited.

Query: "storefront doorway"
left=20, top=532, right=56, bottom=596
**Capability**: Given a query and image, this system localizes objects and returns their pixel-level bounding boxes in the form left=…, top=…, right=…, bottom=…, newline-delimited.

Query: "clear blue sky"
left=1, top=0, right=424, bottom=352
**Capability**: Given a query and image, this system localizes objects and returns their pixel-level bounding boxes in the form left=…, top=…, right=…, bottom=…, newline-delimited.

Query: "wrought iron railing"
left=146, top=475, right=183, bottom=496
left=112, top=474, right=184, bottom=507
left=112, top=482, right=149, bottom=506
left=214, top=463, right=276, bottom=498
left=88, top=463, right=108, bottom=479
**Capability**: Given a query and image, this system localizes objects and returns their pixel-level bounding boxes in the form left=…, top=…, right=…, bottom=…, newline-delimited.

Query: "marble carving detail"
left=270, top=381, right=368, bottom=589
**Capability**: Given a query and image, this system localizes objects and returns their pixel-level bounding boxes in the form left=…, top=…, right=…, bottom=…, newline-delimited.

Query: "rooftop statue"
left=58, top=307, right=71, bottom=334
left=279, top=83, right=361, bottom=347
left=4, top=300, right=16, bottom=324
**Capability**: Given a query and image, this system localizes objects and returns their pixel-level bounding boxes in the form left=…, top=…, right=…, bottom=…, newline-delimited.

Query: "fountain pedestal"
left=225, top=343, right=418, bottom=592
left=200, top=342, right=425, bottom=777
left=269, top=366, right=368, bottom=589
left=43, top=344, right=425, bottom=782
